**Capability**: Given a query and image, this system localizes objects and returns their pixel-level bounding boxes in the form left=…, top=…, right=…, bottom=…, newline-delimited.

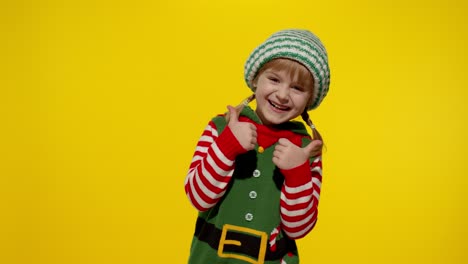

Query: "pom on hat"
left=244, top=29, right=330, bottom=110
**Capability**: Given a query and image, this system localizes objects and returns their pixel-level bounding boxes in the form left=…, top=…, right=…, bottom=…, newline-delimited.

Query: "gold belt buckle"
left=217, top=224, right=267, bottom=264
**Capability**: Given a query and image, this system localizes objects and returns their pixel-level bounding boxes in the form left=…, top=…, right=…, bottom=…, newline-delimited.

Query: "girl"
left=184, top=29, right=330, bottom=264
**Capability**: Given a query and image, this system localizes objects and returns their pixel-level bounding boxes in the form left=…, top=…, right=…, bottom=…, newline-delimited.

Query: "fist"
left=227, top=105, right=257, bottom=151
left=273, top=138, right=322, bottom=170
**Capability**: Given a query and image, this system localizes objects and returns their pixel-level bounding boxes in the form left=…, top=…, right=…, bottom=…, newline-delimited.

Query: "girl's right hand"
left=227, top=105, right=257, bottom=151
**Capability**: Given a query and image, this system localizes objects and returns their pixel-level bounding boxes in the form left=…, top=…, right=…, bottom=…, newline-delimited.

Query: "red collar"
left=239, top=116, right=304, bottom=149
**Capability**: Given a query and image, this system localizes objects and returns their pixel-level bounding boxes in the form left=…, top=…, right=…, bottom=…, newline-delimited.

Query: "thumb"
left=304, top=140, right=323, bottom=156
left=277, top=137, right=293, bottom=146
left=227, top=105, right=240, bottom=125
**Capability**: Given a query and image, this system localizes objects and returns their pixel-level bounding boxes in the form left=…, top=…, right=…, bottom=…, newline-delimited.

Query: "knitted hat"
left=244, top=29, right=330, bottom=110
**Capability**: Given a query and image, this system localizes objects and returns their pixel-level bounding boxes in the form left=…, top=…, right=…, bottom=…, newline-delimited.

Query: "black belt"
left=194, top=217, right=296, bottom=262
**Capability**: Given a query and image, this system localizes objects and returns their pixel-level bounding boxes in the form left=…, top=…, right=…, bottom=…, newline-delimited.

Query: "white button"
left=253, top=169, right=261, bottom=178
left=245, top=213, right=253, bottom=221
left=249, top=191, right=257, bottom=199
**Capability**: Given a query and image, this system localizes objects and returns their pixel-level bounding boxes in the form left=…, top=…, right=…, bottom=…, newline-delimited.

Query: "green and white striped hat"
left=244, top=29, right=330, bottom=110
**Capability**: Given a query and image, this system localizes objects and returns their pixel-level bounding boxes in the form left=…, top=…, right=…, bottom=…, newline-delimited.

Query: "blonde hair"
left=229, top=58, right=323, bottom=141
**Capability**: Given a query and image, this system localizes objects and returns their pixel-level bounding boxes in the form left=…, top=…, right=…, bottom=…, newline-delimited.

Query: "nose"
left=276, top=85, right=289, bottom=102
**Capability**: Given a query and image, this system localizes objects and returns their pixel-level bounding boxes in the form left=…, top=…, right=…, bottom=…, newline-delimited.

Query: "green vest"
left=188, top=106, right=311, bottom=264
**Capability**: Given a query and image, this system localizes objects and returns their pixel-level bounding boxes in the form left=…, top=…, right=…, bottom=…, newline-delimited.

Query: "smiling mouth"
left=268, top=100, right=290, bottom=111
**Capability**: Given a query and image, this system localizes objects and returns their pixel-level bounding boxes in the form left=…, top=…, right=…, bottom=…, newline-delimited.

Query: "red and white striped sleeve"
left=279, top=155, right=323, bottom=239
left=184, top=120, right=246, bottom=212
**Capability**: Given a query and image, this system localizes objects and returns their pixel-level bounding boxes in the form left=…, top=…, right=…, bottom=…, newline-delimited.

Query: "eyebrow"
left=264, top=69, right=280, bottom=76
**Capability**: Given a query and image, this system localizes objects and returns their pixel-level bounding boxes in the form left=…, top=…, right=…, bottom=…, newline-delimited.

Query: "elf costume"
left=184, top=29, right=330, bottom=264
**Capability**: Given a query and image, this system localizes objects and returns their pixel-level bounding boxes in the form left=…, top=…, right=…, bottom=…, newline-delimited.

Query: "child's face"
left=253, top=63, right=313, bottom=126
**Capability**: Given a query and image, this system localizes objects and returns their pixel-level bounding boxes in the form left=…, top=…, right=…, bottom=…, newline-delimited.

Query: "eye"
left=292, top=86, right=304, bottom=91
left=268, top=76, right=280, bottom=83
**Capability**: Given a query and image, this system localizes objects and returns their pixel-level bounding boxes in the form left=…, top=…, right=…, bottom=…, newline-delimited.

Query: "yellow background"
left=1, top=0, right=467, bottom=263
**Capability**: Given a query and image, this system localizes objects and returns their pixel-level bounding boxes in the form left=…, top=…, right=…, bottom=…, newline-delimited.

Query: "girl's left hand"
left=273, top=138, right=322, bottom=170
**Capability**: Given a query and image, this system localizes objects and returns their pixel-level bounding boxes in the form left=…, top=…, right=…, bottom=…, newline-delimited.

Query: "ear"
left=305, top=95, right=313, bottom=111
left=252, top=75, right=259, bottom=89
left=307, top=83, right=316, bottom=107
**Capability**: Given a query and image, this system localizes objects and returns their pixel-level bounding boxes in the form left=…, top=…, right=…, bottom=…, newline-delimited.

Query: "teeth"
left=269, top=100, right=289, bottom=110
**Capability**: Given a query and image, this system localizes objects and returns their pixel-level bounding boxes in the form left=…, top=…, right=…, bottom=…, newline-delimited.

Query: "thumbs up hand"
left=273, top=138, right=322, bottom=170
left=227, top=105, right=257, bottom=151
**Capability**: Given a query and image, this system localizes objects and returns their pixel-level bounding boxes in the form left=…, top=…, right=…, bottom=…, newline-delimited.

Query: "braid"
left=301, top=111, right=323, bottom=141
left=225, top=94, right=256, bottom=123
